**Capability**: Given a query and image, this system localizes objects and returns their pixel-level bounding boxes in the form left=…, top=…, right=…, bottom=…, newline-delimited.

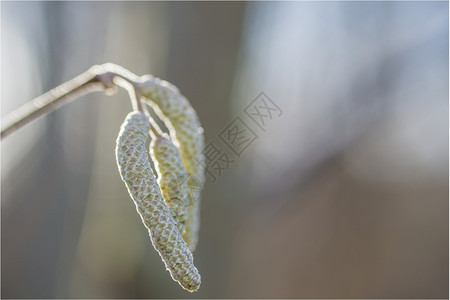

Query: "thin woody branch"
left=1, top=63, right=143, bottom=140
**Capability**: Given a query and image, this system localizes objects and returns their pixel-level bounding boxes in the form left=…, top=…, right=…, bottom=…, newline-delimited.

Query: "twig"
left=1, top=63, right=144, bottom=140
left=149, top=117, right=164, bottom=139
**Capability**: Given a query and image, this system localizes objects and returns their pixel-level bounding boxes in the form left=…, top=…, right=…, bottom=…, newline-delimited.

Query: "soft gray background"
left=1, top=1, right=448, bottom=298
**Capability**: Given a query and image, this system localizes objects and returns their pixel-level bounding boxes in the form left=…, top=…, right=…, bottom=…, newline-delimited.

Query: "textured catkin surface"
left=115, top=111, right=201, bottom=292
left=150, top=134, right=189, bottom=234
left=140, top=77, right=205, bottom=251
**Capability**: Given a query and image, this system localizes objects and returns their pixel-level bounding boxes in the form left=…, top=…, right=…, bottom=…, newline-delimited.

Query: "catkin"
left=150, top=134, right=189, bottom=234
left=139, top=76, right=205, bottom=252
left=115, top=111, right=201, bottom=292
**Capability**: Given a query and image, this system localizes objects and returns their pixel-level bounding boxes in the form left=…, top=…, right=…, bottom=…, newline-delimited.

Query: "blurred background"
left=1, top=1, right=448, bottom=298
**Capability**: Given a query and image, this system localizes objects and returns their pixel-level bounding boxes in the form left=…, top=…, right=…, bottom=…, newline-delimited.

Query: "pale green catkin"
left=139, top=76, right=204, bottom=252
left=115, top=111, right=200, bottom=292
left=150, top=134, right=189, bottom=234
